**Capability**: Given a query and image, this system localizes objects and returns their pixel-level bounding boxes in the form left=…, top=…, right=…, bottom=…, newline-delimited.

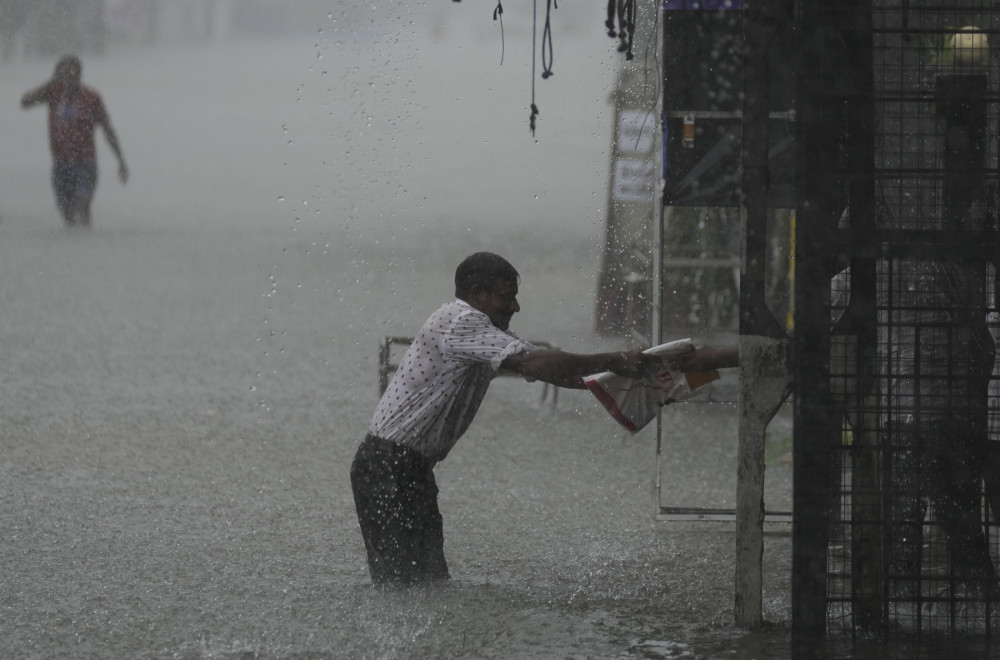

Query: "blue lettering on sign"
left=663, top=0, right=745, bottom=9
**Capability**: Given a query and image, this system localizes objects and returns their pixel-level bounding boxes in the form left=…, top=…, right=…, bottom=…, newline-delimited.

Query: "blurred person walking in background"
left=21, top=54, right=128, bottom=226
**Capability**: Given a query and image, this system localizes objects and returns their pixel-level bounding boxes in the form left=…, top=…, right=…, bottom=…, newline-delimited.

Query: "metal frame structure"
left=651, top=0, right=1000, bottom=646
left=652, top=0, right=796, bottom=630
left=793, top=0, right=1000, bottom=648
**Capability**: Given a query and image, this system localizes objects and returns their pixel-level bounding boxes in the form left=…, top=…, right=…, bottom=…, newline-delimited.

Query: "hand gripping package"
left=584, top=339, right=719, bottom=433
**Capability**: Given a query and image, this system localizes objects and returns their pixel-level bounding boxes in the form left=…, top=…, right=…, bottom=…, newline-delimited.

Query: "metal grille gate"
left=794, top=0, right=1000, bottom=646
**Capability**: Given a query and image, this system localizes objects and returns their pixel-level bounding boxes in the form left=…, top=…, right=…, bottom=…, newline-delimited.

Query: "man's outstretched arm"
left=21, top=83, right=50, bottom=108
left=501, top=349, right=661, bottom=389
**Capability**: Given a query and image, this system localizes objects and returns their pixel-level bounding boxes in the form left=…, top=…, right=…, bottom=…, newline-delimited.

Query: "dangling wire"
left=616, top=0, right=627, bottom=52
left=607, top=0, right=636, bottom=60
left=493, top=0, right=505, bottom=65
left=541, top=0, right=556, bottom=78
left=624, top=0, right=635, bottom=60
left=634, top=0, right=661, bottom=150
left=530, top=0, right=539, bottom=134
left=529, top=0, right=557, bottom=133
left=614, top=0, right=636, bottom=59
left=542, top=0, right=559, bottom=78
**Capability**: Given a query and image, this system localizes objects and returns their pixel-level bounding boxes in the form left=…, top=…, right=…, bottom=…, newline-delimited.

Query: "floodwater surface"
left=1, top=9, right=988, bottom=660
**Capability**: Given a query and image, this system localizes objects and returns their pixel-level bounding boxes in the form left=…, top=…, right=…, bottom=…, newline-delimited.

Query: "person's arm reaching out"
left=21, top=82, right=51, bottom=108
left=501, top=349, right=661, bottom=389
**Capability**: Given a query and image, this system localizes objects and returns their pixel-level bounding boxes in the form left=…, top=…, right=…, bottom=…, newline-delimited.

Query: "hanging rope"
left=606, top=0, right=636, bottom=60
left=541, top=0, right=556, bottom=78
left=616, top=0, right=627, bottom=51
left=529, top=0, right=557, bottom=132
left=624, top=0, right=635, bottom=60
left=633, top=0, right=661, bottom=150
left=530, top=0, right=539, bottom=134
left=493, top=0, right=505, bottom=65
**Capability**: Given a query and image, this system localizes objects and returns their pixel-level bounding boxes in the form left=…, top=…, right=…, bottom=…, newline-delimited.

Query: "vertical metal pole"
left=841, top=1, right=880, bottom=633
left=791, top=0, right=859, bottom=648
left=653, top=204, right=666, bottom=495
left=735, top=0, right=791, bottom=629
left=653, top=4, right=667, bottom=497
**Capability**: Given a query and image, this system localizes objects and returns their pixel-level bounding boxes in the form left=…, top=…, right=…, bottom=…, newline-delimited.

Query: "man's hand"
left=118, top=161, right=129, bottom=184
left=608, top=350, right=664, bottom=379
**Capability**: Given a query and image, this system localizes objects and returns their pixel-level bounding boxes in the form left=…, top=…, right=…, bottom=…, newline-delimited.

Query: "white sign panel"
left=617, top=109, right=656, bottom=154
left=613, top=158, right=655, bottom=203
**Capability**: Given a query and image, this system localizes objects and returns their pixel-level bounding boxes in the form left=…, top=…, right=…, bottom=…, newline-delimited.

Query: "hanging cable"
left=616, top=0, right=627, bottom=52
left=633, top=0, right=661, bottom=150
left=606, top=0, right=636, bottom=59
left=605, top=0, right=617, bottom=37
left=530, top=0, right=539, bottom=134
left=541, top=0, right=556, bottom=78
left=493, top=0, right=505, bottom=65
left=624, top=0, right=635, bottom=60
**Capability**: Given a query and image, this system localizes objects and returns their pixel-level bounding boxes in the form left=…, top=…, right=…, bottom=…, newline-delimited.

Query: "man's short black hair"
left=55, top=54, right=82, bottom=75
left=455, top=252, right=519, bottom=299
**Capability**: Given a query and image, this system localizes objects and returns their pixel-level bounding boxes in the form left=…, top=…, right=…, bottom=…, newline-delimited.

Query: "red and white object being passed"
left=584, top=338, right=719, bottom=433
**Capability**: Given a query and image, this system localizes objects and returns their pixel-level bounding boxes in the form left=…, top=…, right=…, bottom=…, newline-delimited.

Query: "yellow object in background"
left=948, top=26, right=990, bottom=65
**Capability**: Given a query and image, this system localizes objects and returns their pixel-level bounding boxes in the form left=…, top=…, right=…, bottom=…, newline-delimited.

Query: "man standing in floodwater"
left=21, top=54, right=128, bottom=227
left=350, top=252, right=674, bottom=586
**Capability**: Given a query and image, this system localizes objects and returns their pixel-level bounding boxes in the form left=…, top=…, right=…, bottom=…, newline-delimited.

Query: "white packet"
left=584, top=338, right=719, bottom=433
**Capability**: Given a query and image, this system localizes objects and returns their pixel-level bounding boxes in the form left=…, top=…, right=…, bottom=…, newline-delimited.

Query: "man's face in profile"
left=469, top=280, right=520, bottom=331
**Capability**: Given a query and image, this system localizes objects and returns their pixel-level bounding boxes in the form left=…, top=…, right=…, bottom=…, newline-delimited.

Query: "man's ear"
left=466, top=284, right=488, bottom=308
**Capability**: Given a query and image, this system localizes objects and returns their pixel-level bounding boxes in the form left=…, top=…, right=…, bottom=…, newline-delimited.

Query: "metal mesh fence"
left=821, top=0, right=1000, bottom=639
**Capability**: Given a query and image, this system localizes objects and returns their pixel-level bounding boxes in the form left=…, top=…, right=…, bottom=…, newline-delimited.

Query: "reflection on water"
left=321, top=579, right=792, bottom=660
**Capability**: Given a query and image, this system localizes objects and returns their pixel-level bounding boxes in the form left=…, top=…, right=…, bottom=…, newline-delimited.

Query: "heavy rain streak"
left=0, top=2, right=802, bottom=659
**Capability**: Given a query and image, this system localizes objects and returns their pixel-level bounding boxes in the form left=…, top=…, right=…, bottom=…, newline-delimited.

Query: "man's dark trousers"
left=351, top=435, right=450, bottom=585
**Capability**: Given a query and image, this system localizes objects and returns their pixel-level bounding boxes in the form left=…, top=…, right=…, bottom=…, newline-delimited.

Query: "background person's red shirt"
left=41, top=82, right=109, bottom=163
